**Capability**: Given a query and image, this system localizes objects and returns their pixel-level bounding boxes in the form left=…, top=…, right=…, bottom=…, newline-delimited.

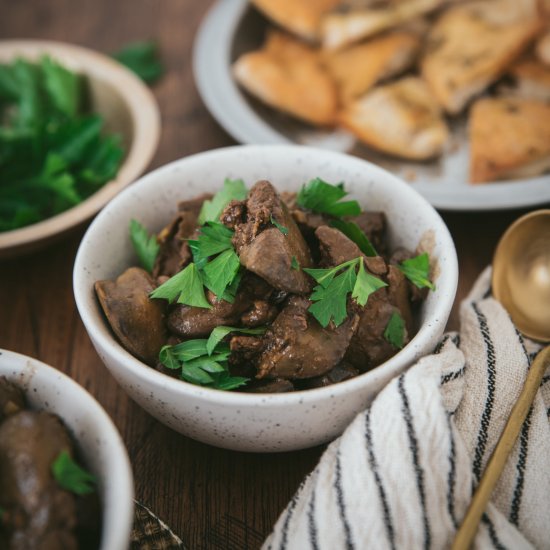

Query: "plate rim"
left=193, top=0, right=550, bottom=212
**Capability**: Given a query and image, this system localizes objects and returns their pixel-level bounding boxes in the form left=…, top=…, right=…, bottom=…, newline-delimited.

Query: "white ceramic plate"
left=193, top=0, right=550, bottom=211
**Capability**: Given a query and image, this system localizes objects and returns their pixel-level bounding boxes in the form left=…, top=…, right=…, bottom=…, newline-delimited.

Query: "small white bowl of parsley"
left=0, top=40, right=160, bottom=258
left=0, top=348, right=134, bottom=550
left=74, top=144, right=458, bottom=452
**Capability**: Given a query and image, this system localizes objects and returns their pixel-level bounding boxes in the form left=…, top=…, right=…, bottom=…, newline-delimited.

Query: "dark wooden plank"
left=0, top=2, right=545, bottom=548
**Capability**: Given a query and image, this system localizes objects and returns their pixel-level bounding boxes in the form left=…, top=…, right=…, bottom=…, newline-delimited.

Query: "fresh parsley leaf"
left=189, top=221, right=234, bottom=268
left=129, top=219, right=159, bottom=273
left=384, top=310, right=405, bottom=349
left=198, top=178, right=247, bottom=225
left=351, top=258, right=388, bottom=307
left=305, top=258, right=386, bottom=327
left=112, top=41, right=164, bottom=84
left=270, top=214, right=288, bottom=235
left=159, top=332, right=252, bottom=391
left=397, top=252, right=435, bottom=290
left=169, top=339, right=209, bottom=361
left=206, top=325, right=267, bottom=355
left=159, top=345, right=180, bottom=370
left=291, top=256, right=300, bottom=271
left=181, top=364, right=215, bottom=385
left=52, top=450, right=96, bottom=495
left=308, top=265, right=357, bottom=327
left=41, top=56, right=81, bottom=118
left=296, top=178, right=361, bottom=218
left=221, top=270, right=242, bottom=303
left=202, top=248, right=241, bottom=299
left=330, top=219, right=377, bottom=257
left=150, top=263, right=211, bottom=308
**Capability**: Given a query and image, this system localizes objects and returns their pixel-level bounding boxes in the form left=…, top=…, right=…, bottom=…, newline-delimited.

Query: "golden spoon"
left=452, top=209, right=550, bottom=550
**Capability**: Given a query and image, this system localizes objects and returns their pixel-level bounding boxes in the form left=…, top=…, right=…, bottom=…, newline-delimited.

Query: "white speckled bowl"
left=0, top=349, right=134, bottom=550
left=74, top=145, right=458, bottom=452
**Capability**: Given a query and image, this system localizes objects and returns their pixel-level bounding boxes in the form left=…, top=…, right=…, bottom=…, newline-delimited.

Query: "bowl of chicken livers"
left=74, top=145, right=457, bottom=452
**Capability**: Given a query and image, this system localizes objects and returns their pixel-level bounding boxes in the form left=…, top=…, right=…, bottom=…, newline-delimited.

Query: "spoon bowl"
left=492, top=209, right=550, bottom=342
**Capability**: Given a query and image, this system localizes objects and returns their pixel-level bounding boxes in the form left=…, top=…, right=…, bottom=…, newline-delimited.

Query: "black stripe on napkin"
left=365, top=410, right=396, bottom=550
left=445, top=414, right=458, bottom=529
left=335, top=450, right=355, bottom=550
left=307, top=489, right=320, bottom=550
left=510, top=407, right=533, bottom=526
left=279, top=486, right=302, bottom=550
left=472, top=303, right=497, bottom=481
left=441, top=366, right=465, bottom=385
left=481, top=513, right=507, bottom=550
left=398, top=375, right=431, bottom=550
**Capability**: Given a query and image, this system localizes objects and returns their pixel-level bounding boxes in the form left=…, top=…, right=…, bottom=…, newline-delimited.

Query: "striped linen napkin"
left=263, top=268, right=550, bottom=550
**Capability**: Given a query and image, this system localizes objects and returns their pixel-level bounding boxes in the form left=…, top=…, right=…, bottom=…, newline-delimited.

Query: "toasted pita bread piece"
left=536, top=31, right=550, bottom=66
left=321, top=0, right=442, bottom=50
left=469, top=97, right=550, bottom=183
left=251, top=0, right=341, bottom=42
left=502, top=59, right=550, bottom=101
left=421, top=1, right=542, bottom=114
left=323, top=31, right=420, bottom=103
left=339, top=77, right=449, bottom=160
left=233, top=31, right=338, bottom=126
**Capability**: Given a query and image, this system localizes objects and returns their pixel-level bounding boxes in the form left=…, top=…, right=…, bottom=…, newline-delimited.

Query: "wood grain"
left=0, top=1, right=547, bottom=548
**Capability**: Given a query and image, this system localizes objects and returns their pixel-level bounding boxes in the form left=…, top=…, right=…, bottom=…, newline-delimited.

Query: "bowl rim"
left=0, top=348, right=134, bottom=550
left=74, top=144, right=458, bottom=407
left=0, top=39, right=161, bottom=254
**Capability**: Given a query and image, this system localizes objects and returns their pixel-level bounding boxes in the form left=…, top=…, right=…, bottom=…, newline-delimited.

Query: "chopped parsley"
left=129, top=219, right=159, bottom=273
left=52, top=450, right=97, bottom=495
left=112, top=41, right=164, bottom=84
left=397, top=252, right=435, bottom=290
left=291, top=256, right=300, bottom=271
left=198, top=178, right=247, bottom=225
left=159, top=326, right=266, bottom=390
left=304, top=257, right=387, bottom=328
left=0, top=56, right=124, bottom=232
left=270, top=214, right=288, bottom=235
left=296, top=178, right=361, bottom=218
left=384, top=310, right=405, bottom=349
left=151, top=222, right=241, bottom=307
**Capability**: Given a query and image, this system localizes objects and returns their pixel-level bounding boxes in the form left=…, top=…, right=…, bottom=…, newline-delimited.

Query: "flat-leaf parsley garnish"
left=296, top=178, right=361, bottom=218
left=397, top=252, right=435, bottom=290
left=270, top=214, right=288, bottom=235
left=384, top=310, right=405, bottom=349
left=159, top=326, right=266, bottom=390
left=52, top=450, right=97, bottom=495
left=150, top=221, right=241, bottom=307
left=198, top=178, right=247, bottom=225
left=304, top=257, right=387, bottom=328
left=129, top=219, right=159, bottom=273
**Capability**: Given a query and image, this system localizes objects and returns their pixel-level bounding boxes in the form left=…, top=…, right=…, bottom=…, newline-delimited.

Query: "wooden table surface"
left=0, top=2, right=545, bottom=548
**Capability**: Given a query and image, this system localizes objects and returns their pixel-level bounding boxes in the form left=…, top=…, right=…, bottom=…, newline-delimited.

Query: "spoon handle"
left=452, top=345, right=550, bottom=550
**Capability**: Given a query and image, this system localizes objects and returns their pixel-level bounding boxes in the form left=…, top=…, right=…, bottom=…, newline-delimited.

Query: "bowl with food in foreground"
left=74, top=145, right=458, bottom=452
left=0, top=349, right=134, bottom=549
left=0, top=40, right=160, bottom=258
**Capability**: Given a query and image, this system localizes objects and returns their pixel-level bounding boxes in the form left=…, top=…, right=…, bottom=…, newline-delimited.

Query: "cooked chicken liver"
left=257, top=296, right=359, bottom=379
left=152, top=194, right=212, bottom=278
left=95, top=267, right=166, bottom=366
left=229, top=181, right=314, bottom=293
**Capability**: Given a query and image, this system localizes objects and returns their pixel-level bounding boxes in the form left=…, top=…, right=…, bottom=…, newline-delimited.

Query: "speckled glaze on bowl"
left=0, top=349, right=134, bottom=550
left=74, top=145, right=458, bottom=452
left=0, top=40, right=160, bottom=258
